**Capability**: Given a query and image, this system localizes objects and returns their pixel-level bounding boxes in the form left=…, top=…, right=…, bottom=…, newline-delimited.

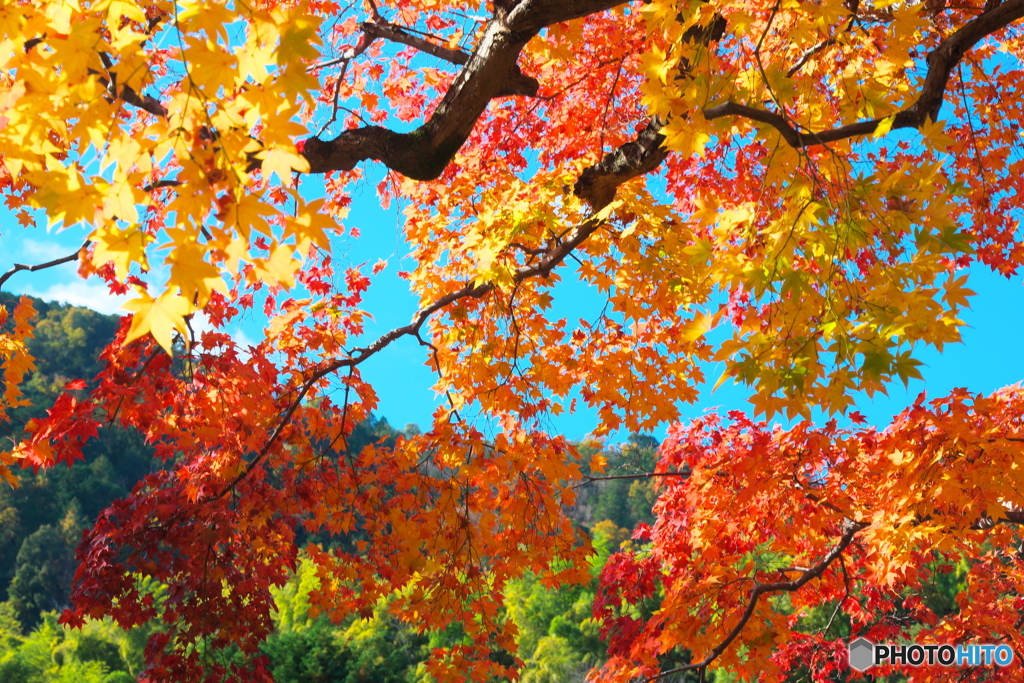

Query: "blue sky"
left=4, top=165, right=1024, bottom=443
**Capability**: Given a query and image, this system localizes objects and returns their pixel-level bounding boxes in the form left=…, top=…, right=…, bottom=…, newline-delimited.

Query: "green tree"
left=588, top=435, right=660, bottom=531
left=0, top=612, right=63, bottom=683
left=338, top=609, right=429, bottom=683
left=8, top=526, right=76, bottom=628
left=506, top=572, right=606, bottom=682
left=521, top=635, right=590, bottom=683
left=0, top=611, right=144, bottom=683
left=266, top=555, right=430, bottom=682
left=263, top=619, right=354, bottom=683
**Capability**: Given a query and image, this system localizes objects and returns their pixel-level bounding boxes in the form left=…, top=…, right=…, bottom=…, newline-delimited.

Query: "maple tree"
left=2, top=0, right=1024, bottom=679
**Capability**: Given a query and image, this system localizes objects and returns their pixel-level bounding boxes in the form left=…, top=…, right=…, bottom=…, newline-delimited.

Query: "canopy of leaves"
left=2, top=0, right=1024, bottom=680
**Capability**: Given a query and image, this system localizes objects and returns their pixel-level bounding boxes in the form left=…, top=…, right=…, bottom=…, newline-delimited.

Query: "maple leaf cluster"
left=1, top=0, right=1024, bottom=680
left=595, top=392, right=1024, bottom=680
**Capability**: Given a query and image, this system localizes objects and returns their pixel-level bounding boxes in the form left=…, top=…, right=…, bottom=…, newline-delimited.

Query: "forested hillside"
left=0, top=294, right=153, bottom=628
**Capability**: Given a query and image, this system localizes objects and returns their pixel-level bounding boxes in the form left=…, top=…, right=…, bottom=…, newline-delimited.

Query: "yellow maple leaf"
left=122, top=289, right=193, bottom=354
left=168, top=242, right=228, bottom=306
left=680, top=309, right=718, bottom=342
left=260, top=146, right=310, bottom=183
left=277, top=12, right=321, bottom=65
left=249, top=243, right=300, bottom=288
left=286, top=199, right=337, bottom=251
left=100, top=179, right=141, bottom=223
left=918, top=117, right=955, bottom=153
left=184, top=37, right=239, bottom=94
left=224, top=193, right=276, bottom=239
left=177, top=0, right=237, bottom=43
left=0, top=460, right=18, bottom=488
left=873, top=114, right=896, bottom=138
left=91, top=226, right=149, bottom=279
left=92, top=0, right=147, bottom=25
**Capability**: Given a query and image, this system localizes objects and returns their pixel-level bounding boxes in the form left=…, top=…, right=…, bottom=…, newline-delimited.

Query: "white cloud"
left=190, top=310, right=216, bottom=337
left=233, top=328, right=257, bottom=350
left=18, top=280, right=129, bottom=316
left=18, top=238, right=81, bottom=263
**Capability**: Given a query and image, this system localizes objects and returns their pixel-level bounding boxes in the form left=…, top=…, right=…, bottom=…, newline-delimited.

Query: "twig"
left=0, top=241, right=90, bottom=290
left=142, top=179, right=182, bottom=192
left=572, top=471, right=690, bottom=489
left=822, top=555, right=850, bottom=635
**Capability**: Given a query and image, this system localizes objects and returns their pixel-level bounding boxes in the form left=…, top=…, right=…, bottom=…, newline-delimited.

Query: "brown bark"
left=302, top=0, right=630, bottom=182
left=704, top=0, right=1024, bottom=148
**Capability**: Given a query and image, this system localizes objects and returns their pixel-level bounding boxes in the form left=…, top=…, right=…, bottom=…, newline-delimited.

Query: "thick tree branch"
left=301, top=0, right=628, bottom=179
left=1001, top=508, right=1024, bottom=525
left=971, top=506, right=1024, bottom=529
left=574, top=12, right=726, bottom=208
left=574, top=118, right=668, bottom=209
left=647, top=519, right=870, bottom=682
left=82, top=0, right=649, bottom=206
left=361, top=20, right=470, bottom=65
left=705, top=0, right=1024, bottom=147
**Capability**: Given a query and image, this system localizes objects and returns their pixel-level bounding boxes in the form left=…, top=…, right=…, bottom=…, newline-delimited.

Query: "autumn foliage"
left=2, top=0, right=1024, bottom=679
left=595, top=391, right=1024, bottom=680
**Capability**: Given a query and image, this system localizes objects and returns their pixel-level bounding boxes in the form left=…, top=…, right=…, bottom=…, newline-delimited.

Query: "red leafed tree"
left=1, top=0, right=1024, bottom=680
left=595, top=393, right=1024, bottom=681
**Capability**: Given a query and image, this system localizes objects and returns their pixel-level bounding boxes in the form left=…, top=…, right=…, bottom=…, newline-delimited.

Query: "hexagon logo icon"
left=848, top=637, right=875, bottom=672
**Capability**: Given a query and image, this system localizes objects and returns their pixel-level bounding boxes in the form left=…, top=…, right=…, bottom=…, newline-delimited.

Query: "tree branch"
left=211, top=202, right=618, bottom=501
left=574, top=117, right=669, bottom=209
left=73, top=0, right=650, bottom=207
left=972, top=506, right=1024, bottom=529
left=647, top=519, right=870, bottom=682
left=357, top=18, right=539, bottom=97
left=705, top=0, right=1024, bottom=147
left=301, top=0, right=629, bottom=179
left=209, top=3, right=733, bottom=494
left=0, top=241, right=89, bottom=290
left=360, top=20, right=470, bottom=65
left=115, top=84, right=168, bottom=118
left=97, top=50, right=168, bottom=118
left=572, top=470, right=690, bottom=489
left=142, top=179, right=182, bottom=192
left=574, top=11, right=727, bottom=208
